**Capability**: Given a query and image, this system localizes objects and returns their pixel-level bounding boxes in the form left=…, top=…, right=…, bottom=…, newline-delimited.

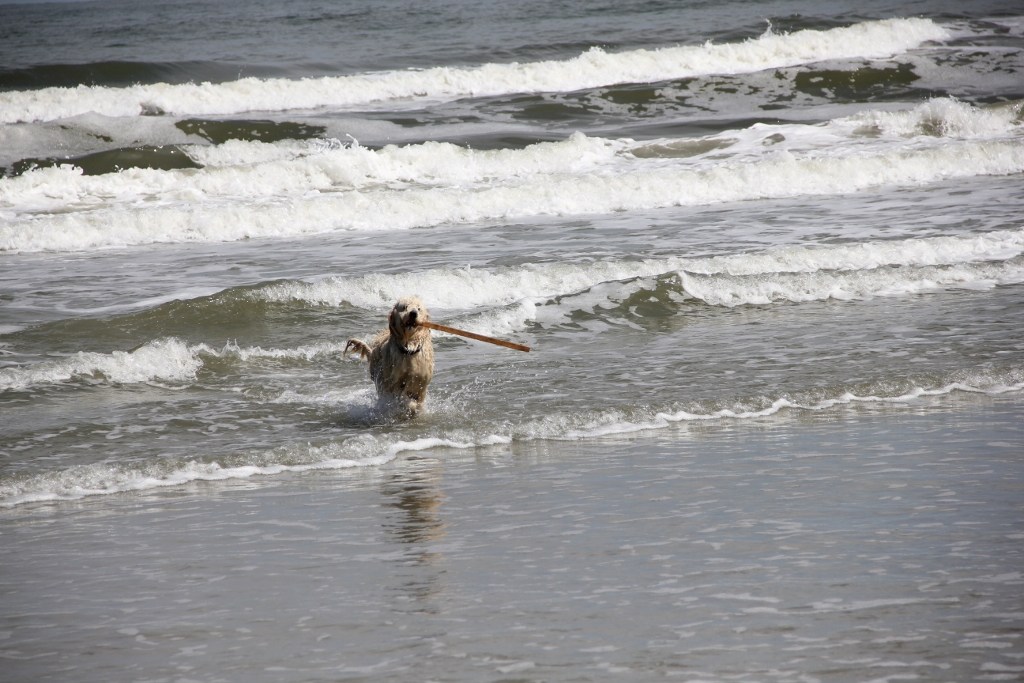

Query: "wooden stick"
left=417, top=320, right=531, bottom=352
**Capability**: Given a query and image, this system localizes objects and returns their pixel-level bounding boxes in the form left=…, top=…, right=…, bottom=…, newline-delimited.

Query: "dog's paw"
left=344, top=339, right=371, bottom=360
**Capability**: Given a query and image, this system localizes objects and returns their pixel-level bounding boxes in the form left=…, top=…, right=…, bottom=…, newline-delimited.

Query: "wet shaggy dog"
left=344, top=297, right=435, bottom=415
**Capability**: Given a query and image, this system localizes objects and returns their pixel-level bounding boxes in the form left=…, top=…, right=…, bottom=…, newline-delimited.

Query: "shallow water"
left=3, top=394, right=1022, bottom=682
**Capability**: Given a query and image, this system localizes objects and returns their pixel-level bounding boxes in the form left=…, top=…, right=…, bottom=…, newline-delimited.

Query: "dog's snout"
left=408, top=309, right=419, bottom=324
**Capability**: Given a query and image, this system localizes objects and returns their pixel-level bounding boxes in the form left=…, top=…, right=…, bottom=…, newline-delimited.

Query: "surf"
left=4, top=230, right=1021, bottom=394
left=4, top=137, right=1022, bottom=253
left=2, top=366, right=1020, bottom=509
left=0, top=18, right=950, bottom=124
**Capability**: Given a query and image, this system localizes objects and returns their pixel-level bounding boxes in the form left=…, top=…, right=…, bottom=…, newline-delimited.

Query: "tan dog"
left=344, top=297, right=435, bottom=415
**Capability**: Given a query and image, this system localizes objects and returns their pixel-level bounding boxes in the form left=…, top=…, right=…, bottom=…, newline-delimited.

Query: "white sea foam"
left=187, top=138, right=329, bottom=167
left=3, top=231, right=1020, bottom=394
left=0, top=133, right=628, bottom=213
left=3, top=137, right=1022, bottom=253
left=257, top=260, right=653, bottom=311
left=844, top=98, right=1024, bottom=139
left=257, top=229, right=1024, bottom=312
left=0, top=440, right=398, bottom=508
left=0, top=431, right=519, bottom=508
left=544, top=374, right=1024, bottom=442
left=0, top=18, right=950, bottom=124
left=684, top=229, right=1024, bottom=275
left=5, top=98, right=1017, bottom=217
left=631, top=98, right=1024, bottom=164
left=213, top=339, right=350, bottom=362
left=2, top=370, right=1019, bottom=508
left=0, top=338, right=203, bottom=391
left=187, top=133, right=624, bottom=183
left=678, top=258, right=1024, bottom=307
left=0, top=339, right=348, bottom=393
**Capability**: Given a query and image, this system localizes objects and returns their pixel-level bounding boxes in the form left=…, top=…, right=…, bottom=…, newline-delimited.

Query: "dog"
left=344, top=296, right=435, bottom=415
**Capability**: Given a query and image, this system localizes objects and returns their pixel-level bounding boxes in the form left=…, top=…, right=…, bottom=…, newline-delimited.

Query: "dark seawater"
left=1, top=0, right=1023, bottom=680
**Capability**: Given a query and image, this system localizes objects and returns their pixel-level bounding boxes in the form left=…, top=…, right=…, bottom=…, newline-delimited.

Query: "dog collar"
left=396, top=342, right=421, bottom=356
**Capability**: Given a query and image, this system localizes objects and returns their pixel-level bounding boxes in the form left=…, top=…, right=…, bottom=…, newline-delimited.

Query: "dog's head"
left=388, top=296, right=431, bottom=350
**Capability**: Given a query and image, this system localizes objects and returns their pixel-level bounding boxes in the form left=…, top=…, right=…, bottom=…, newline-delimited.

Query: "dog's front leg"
left=344, top=339, right=372, bottom=360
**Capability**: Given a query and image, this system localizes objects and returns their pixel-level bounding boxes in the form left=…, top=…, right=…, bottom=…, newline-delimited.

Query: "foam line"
left=0, top=18, right=950, bottom=124
left=3, top=139, right=1021, bottom=253
left=1, top=371, right=1019, bottom=508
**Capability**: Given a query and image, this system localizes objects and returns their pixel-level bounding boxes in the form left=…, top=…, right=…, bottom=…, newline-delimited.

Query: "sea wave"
left=4, top=231, right=1021, bottom=394
left=844, top=98, right=1024, bottom=139
left=0, top=338, right=351, bottom=393
left=0, top=132, right=629, bottom=210
left=256, top=229, right=1024, bottom=310
left=4, top=99, right=1019, bottom=212
left=678, top=258, right=1024, bottom=307
left=0, top=18, right=950, bottom=124
left=1, top=367, right=1019, bottom=508
left=3, top=137, right=1021, bottom=253
left=0, top=338, right=204, bottom=391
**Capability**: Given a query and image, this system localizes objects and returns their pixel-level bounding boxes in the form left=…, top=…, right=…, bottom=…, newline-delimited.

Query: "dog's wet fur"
left=345, top=297, right=435, bottom=416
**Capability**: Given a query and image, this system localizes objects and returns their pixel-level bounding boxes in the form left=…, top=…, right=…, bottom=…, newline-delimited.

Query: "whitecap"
left=0, top=18, right=951, bottom=124
left=0, top=338, right=204, bottom=392
left=4, top=137, right=1021, bottom=253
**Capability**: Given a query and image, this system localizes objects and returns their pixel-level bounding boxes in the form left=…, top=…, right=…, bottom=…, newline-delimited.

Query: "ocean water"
left=1, top=0, right=1023, bottom=680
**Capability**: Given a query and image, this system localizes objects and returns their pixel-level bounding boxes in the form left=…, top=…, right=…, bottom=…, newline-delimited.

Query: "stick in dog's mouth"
left=415, top=320, right=531, bottom=352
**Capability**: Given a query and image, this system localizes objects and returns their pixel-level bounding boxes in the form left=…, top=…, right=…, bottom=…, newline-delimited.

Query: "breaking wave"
left=4, top=229, right=1021, bottom=393
left=0, top=18, right=950, bottom=124
left=3, top=137, right=1021, bottom=253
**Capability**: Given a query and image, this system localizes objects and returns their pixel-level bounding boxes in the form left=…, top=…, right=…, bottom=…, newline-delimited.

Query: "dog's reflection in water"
left=380, top=457, right=447, bottom=607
